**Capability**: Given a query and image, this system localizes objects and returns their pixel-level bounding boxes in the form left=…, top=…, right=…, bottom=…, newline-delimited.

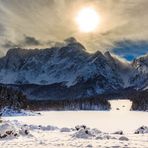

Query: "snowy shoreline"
left=0, top=100, right=147, bottom=148
left=0, top=120, right=148, bottom=148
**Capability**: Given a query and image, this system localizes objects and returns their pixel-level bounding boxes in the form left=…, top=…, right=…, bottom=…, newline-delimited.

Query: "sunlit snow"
left=1, top=100, right=148, bottom=148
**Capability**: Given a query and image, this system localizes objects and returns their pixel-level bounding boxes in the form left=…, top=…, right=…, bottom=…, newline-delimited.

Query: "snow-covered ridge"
left=0, top=37, right=147, bottom=92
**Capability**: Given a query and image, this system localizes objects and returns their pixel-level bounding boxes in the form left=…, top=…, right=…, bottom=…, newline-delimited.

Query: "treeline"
left=28, top=96, right=111, bottom=111
left=0, top=86, right=27, bottom=110
left=129, top=90, right=148, bottom=111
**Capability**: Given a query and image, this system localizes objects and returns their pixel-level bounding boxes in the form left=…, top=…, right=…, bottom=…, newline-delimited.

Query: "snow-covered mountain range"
left=0, top=37, right=147, bottom=100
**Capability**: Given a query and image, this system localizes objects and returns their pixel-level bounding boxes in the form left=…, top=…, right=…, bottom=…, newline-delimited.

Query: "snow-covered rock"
left=73, top=125, right=104, bottom=139
left=103, top=134, right=117, bottom=140
left=73, top=125, right=96, bottom=139
left=73, top=127, right=117, bottom=140
left=19, top=125, right=30, bottom=136
left=38, top=125, right=58, bottom=131
left=86, top=144, right=93, bottom=147
left=60, top=127, right=71, bottom=132
left=134, top=126, right=148, bottom=134
left=75, top=125, right=87, bottom=131
left=72, top=128, right=93, bottom=139
left=90, top=128, right=102, bottom=135
left=0, top=121, right=18, bottom=138
left=113, top=130, right=124, bottom=135
left=0, top=121, right=32, bottom=139
left=119, top=136, right=129, bottom=141
left=28, top=124, right=58, bottom=131
left=0, top=120, right=59, bottom=139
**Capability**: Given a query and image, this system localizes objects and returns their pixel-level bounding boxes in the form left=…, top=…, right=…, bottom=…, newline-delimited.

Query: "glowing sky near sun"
left=0, top=0, right=147, bottom=60
left=75, top=7, right=100, bottom=33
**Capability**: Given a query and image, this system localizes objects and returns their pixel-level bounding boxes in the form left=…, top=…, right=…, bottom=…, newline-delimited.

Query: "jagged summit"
left=64, top=37, right=78, bottom=44
left=104, top=51, right=111, bottom=57
left=6, top=47, right=28, bottom=56
left=130, top=53, right=148, bottom=89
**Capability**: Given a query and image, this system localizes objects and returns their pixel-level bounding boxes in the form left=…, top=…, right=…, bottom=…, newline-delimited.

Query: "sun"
left=76, top=7, right=100, bottom=33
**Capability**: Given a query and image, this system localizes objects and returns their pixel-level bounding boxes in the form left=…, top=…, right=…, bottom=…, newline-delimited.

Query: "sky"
left=0, top=0, right=148, bottom=60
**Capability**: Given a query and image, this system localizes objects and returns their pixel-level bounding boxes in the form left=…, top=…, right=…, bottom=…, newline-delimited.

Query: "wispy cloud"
left=1, top=35, right=43, bottom=50
left=23, top=36, right=42, bottom=46
left=0, top=0, right=148, bottom=59
left=111, top=40, right=148, bottom=61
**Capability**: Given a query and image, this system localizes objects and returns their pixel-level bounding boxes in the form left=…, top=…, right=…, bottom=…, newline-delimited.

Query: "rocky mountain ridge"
left=0, top=38, right=147, bottom=100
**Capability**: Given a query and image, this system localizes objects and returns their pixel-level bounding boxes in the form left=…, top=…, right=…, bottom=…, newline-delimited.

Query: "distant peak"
left=104, top=51, right=111, bottom=57
left=6, top=47, right=35, bottom=58
left=133, top=54, right=148, bottom=61
left=64, top=37, right=77, bottom=44
left=6, top=48, right=22, bottom=56
left=94, top=50, right=103, bottom=56
left=63, top=37, right=86, bottom=52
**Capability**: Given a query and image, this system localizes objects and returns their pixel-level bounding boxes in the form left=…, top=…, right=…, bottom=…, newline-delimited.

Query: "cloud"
left=1, top=35, right=43, bottom=50
left=111, top=40, right=148, bottom=61
left=22, top=35, right=42, bottom=46
left=0, top=24, right=5, bottom=36
left=2, top=40, right=17, bottom=49
left=0, top=0, right=148, bottom=59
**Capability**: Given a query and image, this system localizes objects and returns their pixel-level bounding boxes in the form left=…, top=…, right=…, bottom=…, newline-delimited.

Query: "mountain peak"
left=64, top=37, right=77, bottom=44
left=104, top=51, right=112, bottom=58
left=6, top=48, right=27, bottom=57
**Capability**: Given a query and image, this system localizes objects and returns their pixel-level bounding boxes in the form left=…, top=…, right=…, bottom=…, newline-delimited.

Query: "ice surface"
left=4, top=100, right=147, bottom=133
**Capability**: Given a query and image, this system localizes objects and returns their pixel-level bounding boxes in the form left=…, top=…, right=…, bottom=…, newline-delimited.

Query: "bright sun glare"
left=76, top=7, right=100, bottom=33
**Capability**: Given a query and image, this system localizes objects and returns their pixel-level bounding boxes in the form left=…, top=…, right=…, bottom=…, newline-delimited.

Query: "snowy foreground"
left=1, top=100, right=148, bottom=148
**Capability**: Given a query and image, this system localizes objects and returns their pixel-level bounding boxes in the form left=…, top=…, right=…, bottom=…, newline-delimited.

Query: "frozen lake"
left=109, top=99, right=132, bottom=111
left=4, top=100, right=148, bottom=133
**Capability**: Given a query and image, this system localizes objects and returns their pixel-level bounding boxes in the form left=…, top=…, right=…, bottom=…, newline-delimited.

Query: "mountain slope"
left=0, top=38, right=147, bottom=100
left=130, top=55, right=148, bottom=90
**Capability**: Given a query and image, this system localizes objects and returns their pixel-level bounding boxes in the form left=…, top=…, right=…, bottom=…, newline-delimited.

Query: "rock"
left=19, top=126, right=30, bottom=136
left=91, top=128, right=102, bottom=136
left=0, top=121, right=19, bottom=138
left=119, top=136, right=129, bottom=141
left=96, top=136, right=103, bottom=140
left=60, top=127, right=71, bottom=132
left=103, top=134, right=117, bottom=140
left=135, top=126, right=148, bottom=134
left=96, top=134, right=116, bottom=140
left=75, top=125, right=87, bottom=131
left=113, top=130, right=123, bottom=135
left=35, top=125, right=58, bottom=131
left=86, top=144, right=93, bottom=147
left=72, top=128, right=92, bottom=139
left=75, top=125, right=86, bottom=131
